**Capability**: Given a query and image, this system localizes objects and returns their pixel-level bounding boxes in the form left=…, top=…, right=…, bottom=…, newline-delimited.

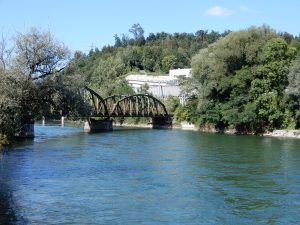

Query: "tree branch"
left=31, top=67, right=65, bottom=81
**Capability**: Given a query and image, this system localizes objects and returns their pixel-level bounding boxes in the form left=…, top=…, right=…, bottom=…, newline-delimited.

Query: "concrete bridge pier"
left=152, top=116, right=172, bottom=129
left=84, top=118, right=113, bottom=132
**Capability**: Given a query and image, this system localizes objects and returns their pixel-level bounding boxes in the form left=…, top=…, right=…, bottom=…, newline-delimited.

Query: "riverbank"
left=115, top=123, right=152, bottom=128
left=115, top=121, right=300, bottom=139
left=263, top=129, right=300, bottom=138
left=37, top=119, right=300, bottom=139
left=198, top=125, right=300, bottom=139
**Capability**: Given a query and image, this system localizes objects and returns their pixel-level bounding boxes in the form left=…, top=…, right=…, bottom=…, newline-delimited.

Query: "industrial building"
left=126, top=68, right=191, bottom=104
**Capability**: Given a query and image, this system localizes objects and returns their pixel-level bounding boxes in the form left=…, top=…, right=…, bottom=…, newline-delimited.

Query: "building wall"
left=126, top=69, right=191, bottom=104
left=131, top=85, right=181, bottom=97
left=169, top=68, right=191, bottom=77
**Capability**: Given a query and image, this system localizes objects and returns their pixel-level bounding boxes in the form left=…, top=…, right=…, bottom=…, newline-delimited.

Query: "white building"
left=169, top=68, right=191, bottom=78
left=126, top=68, right=191, bottom=104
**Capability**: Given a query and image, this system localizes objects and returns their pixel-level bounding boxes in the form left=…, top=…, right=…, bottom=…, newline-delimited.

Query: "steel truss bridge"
left=85, top=87, right=172, bottom=128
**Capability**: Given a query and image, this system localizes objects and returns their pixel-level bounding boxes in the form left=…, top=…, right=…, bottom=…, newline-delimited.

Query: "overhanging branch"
left=31, top=67, right=65, bottom=81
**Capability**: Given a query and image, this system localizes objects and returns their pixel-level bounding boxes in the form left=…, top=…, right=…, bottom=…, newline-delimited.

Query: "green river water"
left=1, top=125, right=300, bottom=224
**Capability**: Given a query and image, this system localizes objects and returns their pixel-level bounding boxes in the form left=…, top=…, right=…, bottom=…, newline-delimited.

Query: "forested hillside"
left=68, top=24, right=300, bottom=133
left=67, top=23, right=230, bottom=96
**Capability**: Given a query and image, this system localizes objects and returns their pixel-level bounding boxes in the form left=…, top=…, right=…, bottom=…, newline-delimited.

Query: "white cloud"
left=205, top=6, right=233, bottom=16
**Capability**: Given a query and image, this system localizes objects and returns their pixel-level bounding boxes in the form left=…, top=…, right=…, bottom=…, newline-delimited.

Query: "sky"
left=0, top=0, right=299, bottom=53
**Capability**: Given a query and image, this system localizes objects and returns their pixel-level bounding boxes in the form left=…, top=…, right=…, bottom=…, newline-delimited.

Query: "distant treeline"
left=68, top=24, right=231, bottom=96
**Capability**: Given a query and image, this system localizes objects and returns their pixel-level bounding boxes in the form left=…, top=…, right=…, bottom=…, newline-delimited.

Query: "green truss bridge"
left=84, top=86, right=172, bottom=131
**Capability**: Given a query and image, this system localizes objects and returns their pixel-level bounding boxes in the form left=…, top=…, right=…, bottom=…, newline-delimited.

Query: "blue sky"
left=0, top=0, right=299, bottom=53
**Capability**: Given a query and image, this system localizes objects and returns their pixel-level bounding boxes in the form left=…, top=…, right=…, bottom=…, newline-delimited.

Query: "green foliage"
left=0, top=28, right=86, bottom=143
left=142, top=46, right=162, bottom=72
left=164, top=96, right=180, bottom=114
left=287, top=55, right=300, bottom=128
left=137, top=83, right=150, bottom=94
left=288, top=55, right=300, bottom=98
left=255, top=92, right=285, bottom=129
left=290, top=39, right=300, bottom=50
left=175, top=98, right=198, bottom=123
left=191, top=26, right=298, bottom=133
left=162, top=55, right=176, bottom=73
left=90, top=55, right=130, bottom=96
left=123, top=46, right=143, bottom=70
left=129, top=23, right=145, bottom=46
left=35, top=73, right=91, bottom=119
left=0, top=71, right=26, bottom=139
left=296, top=111, right=300, bottom=127
left=71, top=24, right=231, bottom=102
left=14, top=27, right=70, bottom=80
left=0, top=133, right=9, bottom=146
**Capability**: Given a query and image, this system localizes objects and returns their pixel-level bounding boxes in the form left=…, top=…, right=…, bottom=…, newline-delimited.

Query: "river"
left=1, top=125, right=300, bottom=224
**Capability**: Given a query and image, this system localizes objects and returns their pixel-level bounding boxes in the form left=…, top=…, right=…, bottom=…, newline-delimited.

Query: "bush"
left=0, top=72, right=24, bottom=141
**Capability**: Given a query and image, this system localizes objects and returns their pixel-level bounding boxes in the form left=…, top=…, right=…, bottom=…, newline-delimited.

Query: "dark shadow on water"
left=0, top=189, right=26, bottom=225
left=0, top=190, right=17, bottom=225
left=1, top=149, right=27, bottom=224
left=9, top=138, right=35, bottom=149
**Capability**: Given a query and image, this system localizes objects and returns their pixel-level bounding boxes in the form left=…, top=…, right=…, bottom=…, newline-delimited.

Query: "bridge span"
left=84, top=87, right=172, bottom=132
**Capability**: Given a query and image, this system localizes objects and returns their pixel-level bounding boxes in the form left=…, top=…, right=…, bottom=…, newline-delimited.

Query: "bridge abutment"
left=84, top=118, right=113, bottom=132
left=152, top=116, right=172, bottom=129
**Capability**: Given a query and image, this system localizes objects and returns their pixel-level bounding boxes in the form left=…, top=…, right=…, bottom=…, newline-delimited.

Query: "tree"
left=165, top=96, right=180, bottom=114
left=123, top=46, right=143, bottom=70
left=129, top=23, right=145, bottom=46
left=195, top=30, right=208, bottom=41
left=191, top=26, right=297, bottom=132
left=288, top=55, right=300, bottom=98
left=161, top=55, right=176, bottom=73
left=0, top=71, right=29, bottom=143
left=142, top=46, right=162, bottom=72
left=175, top=97, right=198, bottom=123
left=0, top=28, right=83, bottom=142
left=12, top=28, right=71, bottom=131
left=114, top=34, right=122, bottom=47
left=279, top=31, right=294, bottom=44
left=35, top=72, right=91, bottom=119
left=14, top=27, right=69, bottom=80
left=0, top=34, right=13, bottom=72
left=146, top=33, right=157, bottom=42
left=90, top=54, right=130, bottom=96
left=287, top=56, right=300, bottom=127
left=250, top=38, right=297, bottom=130
left=138, top=83, right=150, bottom=94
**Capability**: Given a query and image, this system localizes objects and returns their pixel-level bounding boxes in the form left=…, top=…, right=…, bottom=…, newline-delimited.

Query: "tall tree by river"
left=189, top=26, right=297, bottom=133
left=0, top=28, right=87, bottom=144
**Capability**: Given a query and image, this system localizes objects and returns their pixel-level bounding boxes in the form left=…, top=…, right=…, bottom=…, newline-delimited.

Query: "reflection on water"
left=1, top=126, right=300, bottom=224
left=0, top=191, right=17, bottom=224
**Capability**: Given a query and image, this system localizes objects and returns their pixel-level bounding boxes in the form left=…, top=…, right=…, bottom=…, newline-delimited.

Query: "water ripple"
left=1, top=126, right=300, bottom=224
